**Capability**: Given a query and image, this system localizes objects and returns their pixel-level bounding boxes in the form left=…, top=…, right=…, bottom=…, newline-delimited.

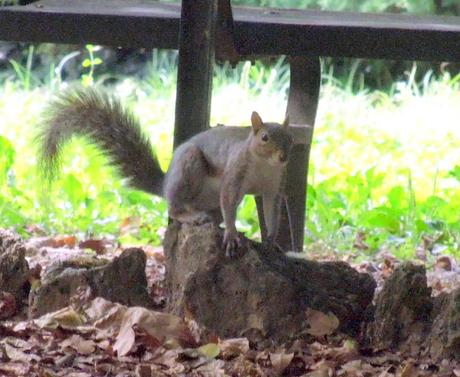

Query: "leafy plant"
left=9, top=45, right=35, bottom=90
left=81, top=44, right=103, bottom=86
left=0, top=52, right=460, bottom=261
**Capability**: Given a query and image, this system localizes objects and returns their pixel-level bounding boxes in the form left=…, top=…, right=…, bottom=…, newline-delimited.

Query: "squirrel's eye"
left=261, top=133, right=269, bottom=142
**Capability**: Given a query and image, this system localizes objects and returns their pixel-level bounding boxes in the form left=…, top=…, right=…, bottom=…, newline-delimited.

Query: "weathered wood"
left=259, top=57, right=319, bottom=252
left=174, top=0, right=217, bottom=147
left=0, top=0, right=180, bottom=49
left=215, top=0, right=240, bottom=65
left=2, top=1, right=460, bottom=61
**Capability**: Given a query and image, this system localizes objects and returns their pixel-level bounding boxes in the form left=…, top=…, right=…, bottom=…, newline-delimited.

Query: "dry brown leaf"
left=143, top=245, right=166, bottom=263
left=3, top=343, right=40, bottom=363
left=113, top=307, right=190, bottom=357
left=305, top=308, right=339, bottom=337
left=339, top=359, right=379, bottom=377
left=53, top=234, right=78, bottom=248
left=435, top=256, right=454, bottom=272
left=2, top=337, right=34, bottom=351
left=400, top=361, right=417, bottom=377
left=136, top=364, right=153, bottom=377
left=61, top=334, right=96, bottom=355
left=35, top=307, right=86, bottom=329
left=324, top=339, right=359, bottom=363
left=194, top=359, right=227, bottom=376
left=0, top=291, right=16, bottom=319
left=0, top=363, right=33, bottom=376
left=231, top=355, right=264, bottom=377
left=219, top=337, right=250, bottom=359
left=305, top=362, right=334, bottom=377
left=78, top=239, right=107, bottom=254
left=85, top=297, right=127, bottom=336
left=270, top=351, right=294, bottom=374
left=120, top=216, right=141, bottom=235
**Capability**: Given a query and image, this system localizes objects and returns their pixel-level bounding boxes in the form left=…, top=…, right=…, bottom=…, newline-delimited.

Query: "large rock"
left=0, top=229, right=29, bottom=304
left=163, top=221, right=376, bottom=342
left=365, top=262, right=460, bottom=361
left=365, top=263, right=432, bottom=354
left=426, top=289, right=460, bottom=359
left=29, top=248, right=151, bottom=317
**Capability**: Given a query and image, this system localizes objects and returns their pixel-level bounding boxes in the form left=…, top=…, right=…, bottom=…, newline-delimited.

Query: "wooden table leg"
left=174, top=0, right=218, bottom=148
left=275, top=56, right=321, bottom=251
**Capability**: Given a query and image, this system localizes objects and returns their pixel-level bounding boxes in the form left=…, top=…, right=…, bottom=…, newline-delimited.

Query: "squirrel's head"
left=249, top=111, right=293, bottom=166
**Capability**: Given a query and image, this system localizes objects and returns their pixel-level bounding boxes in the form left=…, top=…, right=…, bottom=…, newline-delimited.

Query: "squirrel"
left=37, top=87, right=293, bottom=256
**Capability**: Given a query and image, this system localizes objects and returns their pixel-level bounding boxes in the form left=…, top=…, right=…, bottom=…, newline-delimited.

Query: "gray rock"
left=0, top=229, right=29, bottom=304
left=29, top=248, right=151, bottom=317
left=163, top=221, right=375, bottom=342
left=365, top=263, right=432, bottom=354
left=365, top=262, right=460, bottom=361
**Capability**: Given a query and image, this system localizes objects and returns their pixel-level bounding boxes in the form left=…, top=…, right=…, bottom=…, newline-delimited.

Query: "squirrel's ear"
left=251, top=111, right=263, bottom=133
left=282, top=115, right=289, bottom=128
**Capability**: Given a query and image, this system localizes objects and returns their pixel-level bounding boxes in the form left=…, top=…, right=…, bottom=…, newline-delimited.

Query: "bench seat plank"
left=1, top=0, right=460, bottom=61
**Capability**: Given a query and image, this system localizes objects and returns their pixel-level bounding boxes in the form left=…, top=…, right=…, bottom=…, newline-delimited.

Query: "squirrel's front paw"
left=223, top=230, right=245, bottom=257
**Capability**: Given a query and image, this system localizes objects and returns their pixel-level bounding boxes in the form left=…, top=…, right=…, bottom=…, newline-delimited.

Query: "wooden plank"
left=233, top=8, right=460, bottom=61
left=0, top=0, right=180, bottom=49
left=1, top=0, right=460, bottom=61
left=174, top=0, right=217, bottom=146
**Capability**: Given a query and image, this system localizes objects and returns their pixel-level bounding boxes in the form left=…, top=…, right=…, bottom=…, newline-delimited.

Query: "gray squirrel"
left=38, top=87, right=293, bottom=255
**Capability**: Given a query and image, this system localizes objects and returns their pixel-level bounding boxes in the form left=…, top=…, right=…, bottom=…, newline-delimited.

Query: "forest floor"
left=1, top=231, right=460, bottom=377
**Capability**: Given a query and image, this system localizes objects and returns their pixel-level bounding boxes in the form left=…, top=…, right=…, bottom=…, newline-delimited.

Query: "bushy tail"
left=37, top=86, right=164, bottom=196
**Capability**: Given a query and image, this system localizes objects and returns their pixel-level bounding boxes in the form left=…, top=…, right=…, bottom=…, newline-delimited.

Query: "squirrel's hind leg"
left=165, top=144, right=219, bottom=224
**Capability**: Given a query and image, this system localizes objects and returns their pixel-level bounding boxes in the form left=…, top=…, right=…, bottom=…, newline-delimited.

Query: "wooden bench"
left=2, top=0, right=460, bottom=251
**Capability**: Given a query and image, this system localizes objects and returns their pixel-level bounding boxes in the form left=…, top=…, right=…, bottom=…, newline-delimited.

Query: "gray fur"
left=37, top=87, right=164, bottom=196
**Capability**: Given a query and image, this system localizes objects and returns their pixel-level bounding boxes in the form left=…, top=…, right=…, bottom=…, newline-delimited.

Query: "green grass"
left=1, top=49, right=460, bottom=259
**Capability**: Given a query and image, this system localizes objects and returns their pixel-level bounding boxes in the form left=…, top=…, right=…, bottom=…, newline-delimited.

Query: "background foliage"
left=0, top=45, right=459, bottom=260
left=0, top=0, right=459, bottom=260
left=231, top=0, right=460, bottom=15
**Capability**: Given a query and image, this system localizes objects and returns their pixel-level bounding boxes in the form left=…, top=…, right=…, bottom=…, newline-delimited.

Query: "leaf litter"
left=2, top=234, right=460, bottom=376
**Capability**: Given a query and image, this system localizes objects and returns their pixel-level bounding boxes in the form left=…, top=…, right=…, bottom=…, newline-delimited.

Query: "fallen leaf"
left=53, top=234, right=77, bottom=248
left=304, top=362, right=334, bottom=377
left=0, top=291, right=16, bottom=319
left=195, top=359, right=227, bottom=376
left=143, top=245, right=166, bottom=262
left=120, top=216, right=141, bottom=236
left=35, top=307, right=86, bottom=329
left=305, top=309, right=339, bottom=337
left=270, top=351, right=294, bottom=374
left=79, top=239, right=107, bottom=254
left=0, top=363, right=32, bottom=376
left=219, top=338, right=250, bottom=359
left=401, top=361, right=417, bottom=377
left=198, top=343, right=220, bottom=359
left=136, top=364, right=153, bottom=377
left=435, top=256, right=454, bottom=272
left=113, top=307, right=191, bottom=357
left=85, top=297, right=127, bottom=335
left=61, top=334, right=96, bottom=355
left=55, top=353, right=76, bottom=368
left=3, top=343, right=40, bottom=363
